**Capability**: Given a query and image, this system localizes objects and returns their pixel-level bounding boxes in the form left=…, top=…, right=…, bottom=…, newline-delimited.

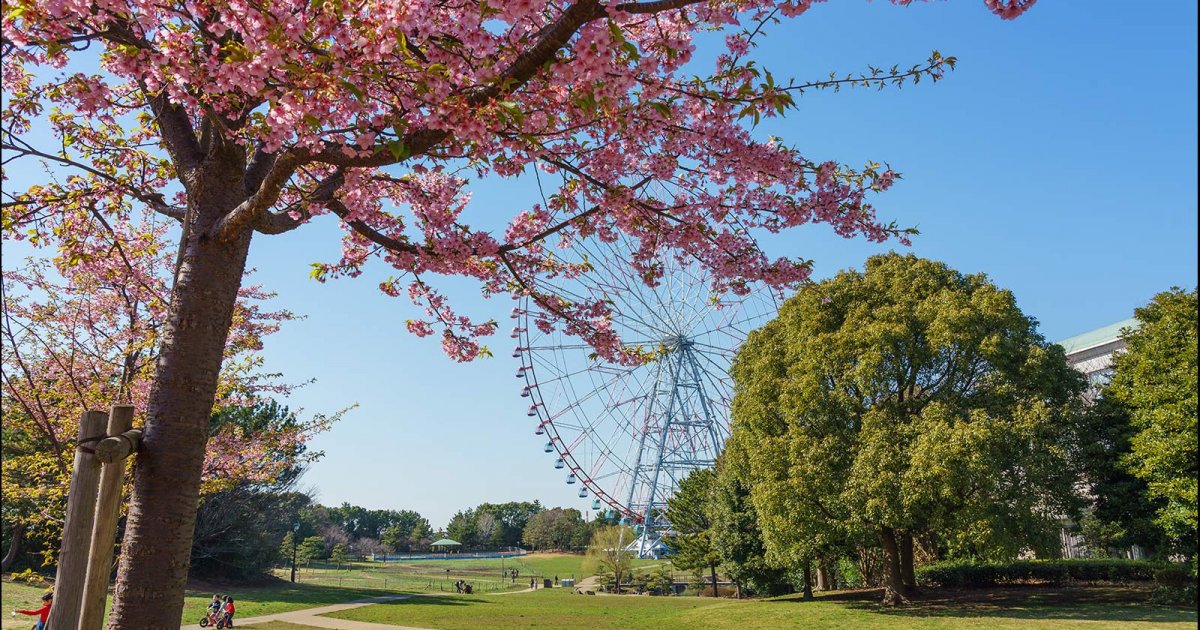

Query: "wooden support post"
left=94, top=429, right=142, bottom=464
left=79, top=405, right=135, bottom=630
left=47, top=410, right=108, bottom=630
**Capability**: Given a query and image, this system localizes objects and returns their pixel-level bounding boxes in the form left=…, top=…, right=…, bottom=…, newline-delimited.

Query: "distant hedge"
left=916, top=559, right=1168, bottom=588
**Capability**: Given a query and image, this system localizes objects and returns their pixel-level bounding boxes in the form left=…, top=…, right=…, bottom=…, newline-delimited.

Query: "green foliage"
left=1151, top=566, right=1198, bottom=606
left=647, top=565, right=675, bottom=595
left=521, top=507, right=592, bottom=551
left=731, top=254, right=1087, bottom=588
left=665, top=468, right=719, bottom=574
left=1071, top=398, right=1168, bottom=557
left=190, top=402, right=316, bottom=580
left=916, top=558, right=1165, bottom=588
left=377, top=510, right=434, bottom=552
left=447, top=501, right=543, bottom=549
left=586, top=525, right=635, bottom=594
left=9, top=567, right=47, bottom=585
left=710, top=445, right=792, bottom=595
left=330, top=543, right=350, bottom=565
left=1104, top=288, right=1198, bottom=544
left=296, top=536, right=327, bottom=564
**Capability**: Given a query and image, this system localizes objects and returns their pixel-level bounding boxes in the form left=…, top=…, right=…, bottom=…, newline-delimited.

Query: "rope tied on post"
left=74, top=434, right=107, bottom=455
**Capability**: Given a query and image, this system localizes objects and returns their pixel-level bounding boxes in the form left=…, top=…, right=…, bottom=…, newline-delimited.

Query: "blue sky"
left=5, top=1, right=1197, bottom=528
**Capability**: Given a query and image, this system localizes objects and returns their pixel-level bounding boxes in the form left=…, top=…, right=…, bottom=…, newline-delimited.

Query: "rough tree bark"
left=899, top=531, right=918, bottom=593
left=1, top=520, right=22, bottom=572
left=879, top=526, right=912, bottom=606
left=801, top=562, right=814, bottom=600
left=710, top=565, right=719, bottom=598
left=109, top=150, right=254, bottom=629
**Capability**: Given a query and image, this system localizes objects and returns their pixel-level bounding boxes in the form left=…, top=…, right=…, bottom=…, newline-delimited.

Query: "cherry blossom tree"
left=1, top=206, right=329, bottom=569
left=2, top=0, right=1034, bottom=625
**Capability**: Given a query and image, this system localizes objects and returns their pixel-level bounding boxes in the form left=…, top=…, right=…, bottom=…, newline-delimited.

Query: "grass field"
left=1, top=553, right=654, bottom=628
left=327, top=584, right=1198, bottom=630
left=2, top=577, right=395, bottom=629
left=286, top=552, right=663, bottom=594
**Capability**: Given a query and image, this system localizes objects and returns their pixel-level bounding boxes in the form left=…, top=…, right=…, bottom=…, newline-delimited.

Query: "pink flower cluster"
left=3, top=0, right=1033, bottom=364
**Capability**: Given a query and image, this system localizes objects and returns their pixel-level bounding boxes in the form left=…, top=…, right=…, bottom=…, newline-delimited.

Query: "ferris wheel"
left=510, top=237, right=777, bottom=557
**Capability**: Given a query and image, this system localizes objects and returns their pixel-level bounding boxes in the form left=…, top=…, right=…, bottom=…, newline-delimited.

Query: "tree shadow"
left=771, top=585, right=1197, bottom=624
left=367, top=594, right=498, bottom=608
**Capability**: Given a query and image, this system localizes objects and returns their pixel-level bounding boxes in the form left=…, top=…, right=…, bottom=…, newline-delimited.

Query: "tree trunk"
left=109, top=159, right=254, bottom=629
left=899, top=531, right=917, bottom=593
left=710, top=565, right=719, bottom=598
left=816, top=561, right=829, bottom=591
left=801, top=562, right=813, bottom=600
left=1, top=520, right=22, bottom=572
left=878, top=527, right=911, bottom=606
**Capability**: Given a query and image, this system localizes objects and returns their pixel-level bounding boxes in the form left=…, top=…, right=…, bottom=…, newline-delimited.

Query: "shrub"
left=10, top=568, right=47, bottom=585
left=916, top=559, right=1164, bottom=588
left=647, top=566, right=675, bottom=595
left=1154, top=566, right=1194, bottom=588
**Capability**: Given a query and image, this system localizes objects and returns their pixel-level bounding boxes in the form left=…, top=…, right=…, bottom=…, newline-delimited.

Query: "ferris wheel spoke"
left=519, top=238, right=776, bottom=536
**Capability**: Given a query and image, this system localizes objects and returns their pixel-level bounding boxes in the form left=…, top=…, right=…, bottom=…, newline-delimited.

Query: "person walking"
left=530, top=577, right=535, bottom=590
left=12, top=592, right=51, bottom=630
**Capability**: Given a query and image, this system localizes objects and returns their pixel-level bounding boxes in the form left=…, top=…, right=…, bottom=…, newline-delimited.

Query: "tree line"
left=667, top=255, right=1196, bottom=605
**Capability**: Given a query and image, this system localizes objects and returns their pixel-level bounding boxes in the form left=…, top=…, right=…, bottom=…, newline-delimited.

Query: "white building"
left=1055, top=318, right=1141, bottom=559
left=1058, top=318, right=1139, bottom=394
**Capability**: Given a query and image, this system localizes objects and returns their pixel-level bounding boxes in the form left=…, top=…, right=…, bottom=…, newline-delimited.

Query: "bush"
left=9, top=568, right=47, bottom=585
left=916, top=559, right=1164, bottom=588
left=1150, top=566, right=1198, bottom=606
left=647, top=566, right=675, bottom=595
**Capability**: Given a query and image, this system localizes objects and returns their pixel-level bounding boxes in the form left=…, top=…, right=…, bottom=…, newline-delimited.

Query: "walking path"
left=180, top=584, right=550, bottom=629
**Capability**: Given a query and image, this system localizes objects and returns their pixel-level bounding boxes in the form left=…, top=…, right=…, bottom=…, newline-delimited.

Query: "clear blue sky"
left=6, top=1, right=1197, bottom=529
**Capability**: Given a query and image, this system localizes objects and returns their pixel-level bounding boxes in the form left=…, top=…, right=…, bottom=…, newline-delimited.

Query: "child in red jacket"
left=12, top=592, right=52, bottom=630
left=221, top=595, right=236, bottom=627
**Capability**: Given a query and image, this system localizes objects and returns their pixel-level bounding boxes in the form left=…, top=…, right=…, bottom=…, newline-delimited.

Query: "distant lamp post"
left=290, top=523, right=301, bottom=583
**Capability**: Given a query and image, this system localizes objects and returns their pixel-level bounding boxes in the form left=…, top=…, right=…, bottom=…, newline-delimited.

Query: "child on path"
left=11, top=592, right=52, bottom=630
left=207, top=594, right=223, bottom=624
left=221, top=595, right=236, bottom=627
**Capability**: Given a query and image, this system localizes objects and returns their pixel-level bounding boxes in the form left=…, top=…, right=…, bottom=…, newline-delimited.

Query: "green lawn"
left=2, top=577, right=397, bottom=629
left=3, top=580, right=53, bottom=630
left=289, top=552, right=664, bottom=594
left=179, top=580, right=399, bottom=625
left=326, top=585, right=1197, bottom=630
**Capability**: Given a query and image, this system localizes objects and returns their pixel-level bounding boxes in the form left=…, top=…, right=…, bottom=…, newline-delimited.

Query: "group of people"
left=453, top=579, right=473, bottom=594
left=207, top=593, right=237, bottom=627
left=507, top=567, right=520, bottom=583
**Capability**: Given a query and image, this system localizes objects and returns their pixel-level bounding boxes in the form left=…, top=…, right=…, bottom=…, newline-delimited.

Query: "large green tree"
left=666, top=468, right=720, bottom=597
left=711, top=441, right=792, bottom=597
left=731, top=253, right=1085, bottom=604
left=1103, top=288, right=1198, bottom=548
left=1074, top=396, right=1170, bottom=558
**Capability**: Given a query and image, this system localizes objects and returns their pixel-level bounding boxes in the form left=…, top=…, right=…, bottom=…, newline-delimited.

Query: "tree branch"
left=208, top=151, right=303, bottom=241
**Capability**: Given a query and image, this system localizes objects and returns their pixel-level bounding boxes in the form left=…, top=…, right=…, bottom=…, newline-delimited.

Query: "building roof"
left=1057, top=318, right=1140, bottom=355
left=430, top=538, right=461, bottom=547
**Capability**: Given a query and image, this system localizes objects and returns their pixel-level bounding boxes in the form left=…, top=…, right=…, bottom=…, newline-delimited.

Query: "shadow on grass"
left=186, top=577, right=396, bottom=607
left=367, top=594, right=482, bottom=608
left=769, top=585, right=1196, bottom=624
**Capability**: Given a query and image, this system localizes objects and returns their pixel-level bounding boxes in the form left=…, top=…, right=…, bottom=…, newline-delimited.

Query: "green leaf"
left=387, top=139, right=410, bottom=161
